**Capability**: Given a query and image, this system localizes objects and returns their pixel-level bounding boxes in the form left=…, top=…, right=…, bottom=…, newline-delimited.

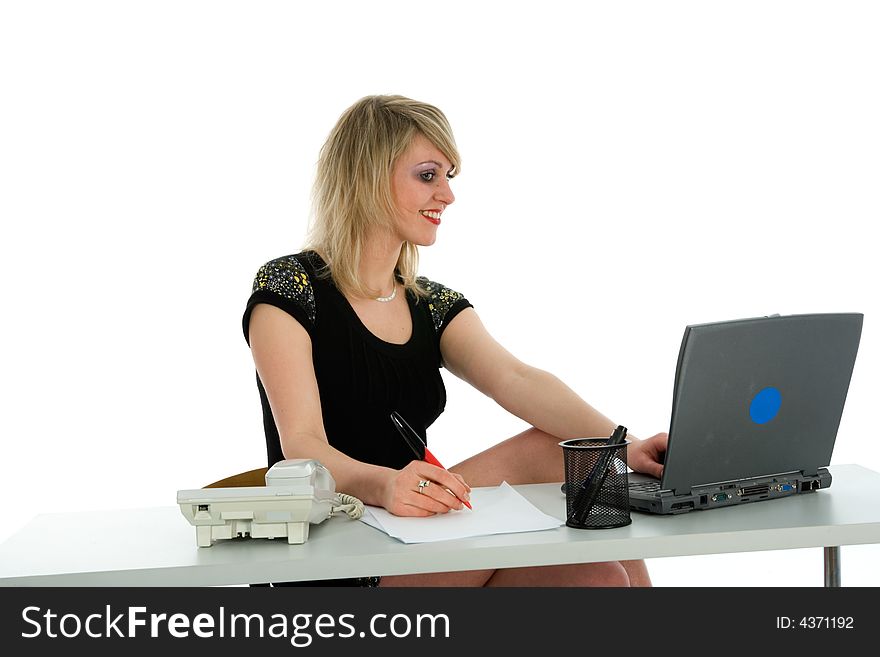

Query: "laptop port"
left=738, top=484, right=770, bottom=497
left=774, top=484, right=795, bottom=493
left=671, top=501, right=694, bottom=510
left=711, top=493, right=730, bottom=502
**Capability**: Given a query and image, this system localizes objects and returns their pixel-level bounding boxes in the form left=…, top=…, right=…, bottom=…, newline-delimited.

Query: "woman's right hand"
left=381, top=461, right=472, bottom=516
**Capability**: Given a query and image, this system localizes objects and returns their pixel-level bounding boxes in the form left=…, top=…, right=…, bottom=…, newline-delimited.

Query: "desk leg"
left=823, top=546, right=841, bottom=587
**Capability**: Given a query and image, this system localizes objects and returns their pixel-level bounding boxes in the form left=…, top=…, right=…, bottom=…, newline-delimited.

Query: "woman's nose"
left=435, top=178, right=455, bottom=205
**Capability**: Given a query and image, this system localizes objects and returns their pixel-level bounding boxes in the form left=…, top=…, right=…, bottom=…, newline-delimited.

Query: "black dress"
left=241, top=250, right=472, bottom=586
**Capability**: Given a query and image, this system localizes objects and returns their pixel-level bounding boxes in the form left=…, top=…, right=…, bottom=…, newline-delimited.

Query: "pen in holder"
left=560, top=432, right=632, bottom=529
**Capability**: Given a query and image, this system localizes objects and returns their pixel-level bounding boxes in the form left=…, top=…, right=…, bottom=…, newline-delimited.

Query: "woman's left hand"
left=627, top=432, right=668, bottom=479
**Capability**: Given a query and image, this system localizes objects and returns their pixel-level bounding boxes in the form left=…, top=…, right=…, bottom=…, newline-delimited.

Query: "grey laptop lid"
left=660, top=313, right=863, bottom=495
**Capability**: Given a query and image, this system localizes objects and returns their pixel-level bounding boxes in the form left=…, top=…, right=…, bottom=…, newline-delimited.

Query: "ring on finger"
left=417, top=480, right=430, bottom=494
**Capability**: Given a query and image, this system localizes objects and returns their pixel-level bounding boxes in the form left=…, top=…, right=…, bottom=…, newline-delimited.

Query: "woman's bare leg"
left=380, top=427, right=650, bottom=587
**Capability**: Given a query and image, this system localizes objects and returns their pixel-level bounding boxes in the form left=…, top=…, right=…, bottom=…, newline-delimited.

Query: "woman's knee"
left=564, top=561, right=631, bottom=587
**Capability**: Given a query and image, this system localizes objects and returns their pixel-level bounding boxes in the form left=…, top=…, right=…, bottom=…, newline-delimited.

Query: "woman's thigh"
left=379, top=569, right=495, bottom=587
left=449, top=426, right=566, bottom=486
left=379, top=562, right=632, bottom=587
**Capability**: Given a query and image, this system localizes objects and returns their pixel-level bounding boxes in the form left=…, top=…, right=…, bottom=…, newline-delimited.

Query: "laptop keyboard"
left=629, top=480, right=661, bottom=493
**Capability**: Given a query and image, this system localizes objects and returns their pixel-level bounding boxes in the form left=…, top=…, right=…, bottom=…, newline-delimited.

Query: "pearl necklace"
left=374, top=284, right=397, bottom=303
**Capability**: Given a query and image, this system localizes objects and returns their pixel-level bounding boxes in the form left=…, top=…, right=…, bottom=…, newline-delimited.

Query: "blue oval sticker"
left=750, top=386, right=782, bottom=424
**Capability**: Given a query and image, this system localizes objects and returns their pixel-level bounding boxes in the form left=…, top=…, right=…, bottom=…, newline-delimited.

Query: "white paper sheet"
left=359, top=481, right=563, bottom=543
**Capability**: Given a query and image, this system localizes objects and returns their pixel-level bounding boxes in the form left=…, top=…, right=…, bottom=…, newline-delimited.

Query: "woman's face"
left=389, top=133, right=455, bottom=246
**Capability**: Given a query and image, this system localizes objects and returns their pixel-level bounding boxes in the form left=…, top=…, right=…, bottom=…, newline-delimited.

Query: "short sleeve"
left=242, top=255, right=316, bottom=344
left=417, top=277, right=473, bottom=340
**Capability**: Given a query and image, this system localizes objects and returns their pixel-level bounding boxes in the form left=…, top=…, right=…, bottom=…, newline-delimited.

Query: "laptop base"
left=628, top=468, right=832, bottom=515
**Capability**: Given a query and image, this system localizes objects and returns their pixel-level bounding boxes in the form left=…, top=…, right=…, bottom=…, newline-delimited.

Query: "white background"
left=1, top=1, right=877, bottom=586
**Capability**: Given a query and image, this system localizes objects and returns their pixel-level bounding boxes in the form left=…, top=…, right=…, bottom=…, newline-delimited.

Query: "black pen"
left=390, top=411, right=472, bottom=509
left=567, top=425, right=627, bottom=525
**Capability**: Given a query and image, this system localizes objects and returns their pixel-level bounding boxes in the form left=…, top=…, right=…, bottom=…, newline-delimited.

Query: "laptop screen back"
left=660, top=313, right=862, bottom=495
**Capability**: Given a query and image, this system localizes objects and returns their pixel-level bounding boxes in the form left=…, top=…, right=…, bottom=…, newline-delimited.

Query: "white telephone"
left=177, top=459, right=364, bottom=547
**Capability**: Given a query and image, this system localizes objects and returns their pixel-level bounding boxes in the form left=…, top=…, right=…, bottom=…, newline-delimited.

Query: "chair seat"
left=204, top=467, right=268, bottom=489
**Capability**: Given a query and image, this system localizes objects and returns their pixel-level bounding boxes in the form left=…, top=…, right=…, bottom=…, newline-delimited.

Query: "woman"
left=243, top=95, right=668, bottom=586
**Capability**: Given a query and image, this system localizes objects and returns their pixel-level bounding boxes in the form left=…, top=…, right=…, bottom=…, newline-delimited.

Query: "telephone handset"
left=177, top=459, right=365, bottom=547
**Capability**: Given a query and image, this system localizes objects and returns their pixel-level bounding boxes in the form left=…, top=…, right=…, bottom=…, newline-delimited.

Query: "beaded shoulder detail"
left=252, top=255, right=316, bottom=325
left=417, top=277, right=466, bottom=333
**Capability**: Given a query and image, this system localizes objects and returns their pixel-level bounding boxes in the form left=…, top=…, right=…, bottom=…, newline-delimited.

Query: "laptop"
left=628, top=312, right=863, bottom=514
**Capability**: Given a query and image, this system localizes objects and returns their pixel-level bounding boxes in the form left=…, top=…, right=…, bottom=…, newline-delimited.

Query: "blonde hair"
left=305, top=95, right=460, bottom=299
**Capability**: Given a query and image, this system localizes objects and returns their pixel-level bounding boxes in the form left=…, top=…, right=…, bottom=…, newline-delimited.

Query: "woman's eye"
left=419, top=171, right=435, bottom=182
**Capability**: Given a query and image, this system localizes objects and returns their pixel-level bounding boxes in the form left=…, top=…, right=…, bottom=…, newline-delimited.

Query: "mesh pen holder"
left=560, top=438, right=631, bottom=529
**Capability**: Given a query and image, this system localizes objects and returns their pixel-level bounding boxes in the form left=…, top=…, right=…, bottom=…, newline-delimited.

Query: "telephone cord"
left=332, top=493, right=365, bottom=520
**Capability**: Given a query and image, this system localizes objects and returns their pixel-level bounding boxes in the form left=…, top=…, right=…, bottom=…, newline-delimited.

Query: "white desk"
left=1, top=464, right=879, bottom=587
